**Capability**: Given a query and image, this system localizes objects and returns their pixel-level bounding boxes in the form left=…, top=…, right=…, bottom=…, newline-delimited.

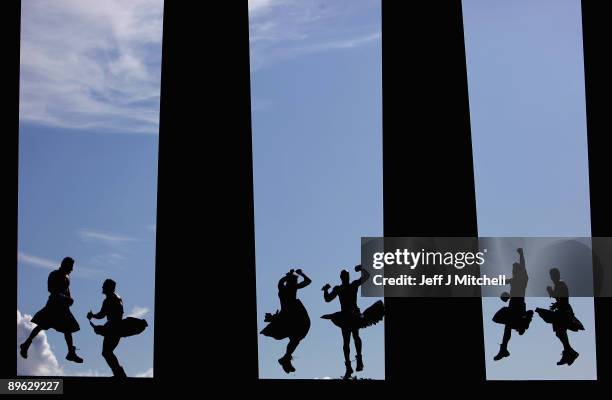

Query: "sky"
left=248, top=0, right=384, bottom=379
left=463, top=0, right=598, bottom=380
left=17, top=0, right=163, bottom=378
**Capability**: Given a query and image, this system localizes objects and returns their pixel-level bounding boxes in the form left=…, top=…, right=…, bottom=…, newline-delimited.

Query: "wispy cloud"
left=20, top=0, right=164, bottom=134
left=89, top=252, right=127, bottom=268
left=17, top=252, right=56, bottom=270
left=78, top=229, right=138, bottom=244
left=18, top=251, right=98, bottom=278
left=248, top=0, right=381, bottom=70
left=127, top=306, right=149, bottom=319
left=248, top=0, right=279, bottom=15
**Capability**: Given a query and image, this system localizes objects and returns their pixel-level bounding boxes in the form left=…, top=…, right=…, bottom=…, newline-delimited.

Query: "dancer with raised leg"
left=19, top=257, right=84, bottom=364
left=260, top=269, right=312, bottom=373
left=492, top=247, right=534, bottom=361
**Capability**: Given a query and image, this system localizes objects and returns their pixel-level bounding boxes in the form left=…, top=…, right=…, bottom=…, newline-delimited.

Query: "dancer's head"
left=340, top=269, right=349, bottom=284
left=286, top=273, right=298, bottom=286
left=549, top=267, right=561, bottom=283
left=59, top=257, right=74, bottom=274
left=103, top=279, right=116, bottom=295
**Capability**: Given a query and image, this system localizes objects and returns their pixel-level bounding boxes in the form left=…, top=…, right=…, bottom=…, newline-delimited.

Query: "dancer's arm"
left=517, top=248, right=525, bottom=269
left=354, top=265, right=370, bottom=286
left=88, top=301, right=108, bottom=320
left=296, top=269, right=311, bottom=289
left=323, top=284, right=337, bottom=302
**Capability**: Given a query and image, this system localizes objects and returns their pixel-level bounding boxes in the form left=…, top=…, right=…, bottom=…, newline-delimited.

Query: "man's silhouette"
left=322, top=265, right=384, bottom=379
left=261, top=269, right=311, bottom=373
left=19, top=257, right=83, bottom=363
left=87, top=279, right=136, bottom=377
left=536, top=268, right=584, bottom=366
left=492, top=248, right=534, bottom=361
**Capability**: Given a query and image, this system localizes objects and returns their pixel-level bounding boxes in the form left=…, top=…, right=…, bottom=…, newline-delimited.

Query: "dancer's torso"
left=48, top=270, right=70, bottom=297
left=337, top=283, right=359, bottom=313
left=279, top=285, right=298, bottom=311
left=510, top=269, right=528, bottom=298
left=103, top=294, right=124, bottom=323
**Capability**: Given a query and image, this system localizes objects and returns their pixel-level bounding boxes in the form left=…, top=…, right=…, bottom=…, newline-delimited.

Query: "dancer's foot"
left=557, top=351, right=569, bottom=365
left=113, top=367, right=127, bottom=378
left=356, top=355, right=364, bottom=372
left=278, top=355, right=293, bottom=374
left=556, top=350, right=579, bottom=366
left=493, top=347, right=510, bottom=361
left=343, top=361, right=353, bottom=379
left=19, top=342, right=30, bottom=359
left=66, top=346, right=83, bottom=363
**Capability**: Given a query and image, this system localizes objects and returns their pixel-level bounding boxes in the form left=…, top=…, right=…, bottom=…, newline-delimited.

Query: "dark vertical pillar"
left=155, top=1, right=258, bottom=381
left=581, top=0, right=612, bottom=381
left=1, top=0, right=20, bottom=378
left=382, top=0, right=485, bottom=381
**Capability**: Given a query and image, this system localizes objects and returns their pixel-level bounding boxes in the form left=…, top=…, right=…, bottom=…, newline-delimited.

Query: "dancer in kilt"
left=87, top=279, right=148, bottom=377
left=19, top=257, right=84, bottom=364
left=536, top=268, right=584, bottom=366
left=322, top=265, right=384, bottom=379
left=492, top=248, right=534, bottom=361
left=260, top=269, right=312, bottom=373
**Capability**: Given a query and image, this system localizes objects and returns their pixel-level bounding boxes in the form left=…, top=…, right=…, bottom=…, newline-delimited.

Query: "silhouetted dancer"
left=19, top=257, right=83, bottom=363
left=535, top=268, right=584, bottom=366
left=87, top=279, right=148, bottom=377
left=260, top=269, right=312, bottom=373
left=321, top=265, right=384, bottom=379
left=492, top=248, right=534, bottom=361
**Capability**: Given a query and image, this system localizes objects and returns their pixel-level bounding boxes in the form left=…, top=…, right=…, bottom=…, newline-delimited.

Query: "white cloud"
left=136, top=367, right=153, bottom=377
left=20, top=0, right=164, bottom=134
left=127, top=306, right=149, bottom=319
left=248, top=0, right=381, bottom=70
left=17, top=310, right=64, bottom=376
left=79, top=229, right=138, bottom=244
left=74, top=369, right=106, bottom=377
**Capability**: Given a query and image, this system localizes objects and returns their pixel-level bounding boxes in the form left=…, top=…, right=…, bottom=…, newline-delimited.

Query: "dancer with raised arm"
left=492, top=248, right=534, bottom=361
left=260, top=269, right=312, bottom=373
left=322, top=265, right=384, bottom=379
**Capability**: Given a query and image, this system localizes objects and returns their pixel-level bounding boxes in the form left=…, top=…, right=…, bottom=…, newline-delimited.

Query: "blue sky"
left=17, top=0, right=163, bottom=377
left=463, top=0, right=598, bottom=380
left=249, top=0, right=384, bottom=379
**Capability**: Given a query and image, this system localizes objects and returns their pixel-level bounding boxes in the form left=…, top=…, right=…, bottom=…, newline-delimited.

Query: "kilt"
left=31, top=294, right=80, bottom=333
left=90, top=317, right=148, bottom=338
left=535, top=307, right=584, bottom=332
left=260, top=299, right=310, bottom=341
